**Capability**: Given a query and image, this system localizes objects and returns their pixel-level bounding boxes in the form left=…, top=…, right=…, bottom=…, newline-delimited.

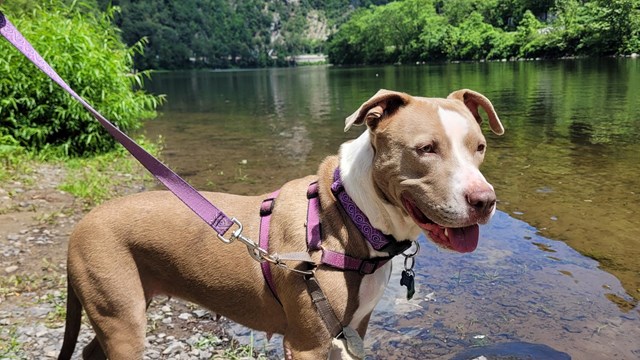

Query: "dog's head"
left=345, top=89, right=504, bottom=253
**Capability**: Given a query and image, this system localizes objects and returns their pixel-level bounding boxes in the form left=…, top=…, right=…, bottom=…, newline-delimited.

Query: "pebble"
left=0, top=165, right=271, bottom=360
left=193, top=309, right=208, bottom=318
left=0, top=295, right=268, bottom=359
left=162, top=341, right=186, bottom=355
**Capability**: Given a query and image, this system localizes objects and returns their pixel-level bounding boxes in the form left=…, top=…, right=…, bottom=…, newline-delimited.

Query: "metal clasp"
left=216, top=218, right=273, bottom=263
left=216, top=218, right=244, bottom=244
left=215, top=217, right=314, bottom=275
left=402, top=241, right=420, bottom=272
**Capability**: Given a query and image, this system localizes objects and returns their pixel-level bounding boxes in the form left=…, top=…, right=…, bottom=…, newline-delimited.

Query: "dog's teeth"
left=444, top=229, right=449, bottom=237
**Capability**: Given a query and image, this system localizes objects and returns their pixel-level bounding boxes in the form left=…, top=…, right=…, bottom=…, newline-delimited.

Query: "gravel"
left=0, top=163, right=271, bottom=359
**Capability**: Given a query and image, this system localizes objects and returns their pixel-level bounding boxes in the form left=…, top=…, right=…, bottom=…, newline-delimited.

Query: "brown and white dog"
left=57, top=89, right=504, bottom=360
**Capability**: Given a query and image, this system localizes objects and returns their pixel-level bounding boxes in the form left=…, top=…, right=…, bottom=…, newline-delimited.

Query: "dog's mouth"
left=401, top=194, right=479, bottom=253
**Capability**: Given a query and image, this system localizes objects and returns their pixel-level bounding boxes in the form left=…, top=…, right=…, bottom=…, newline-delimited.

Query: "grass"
left=58, top=136, right=161, bottom=206
left=219, top=332, right=269, bottom=360
left=0, top=272, right=66, bottom=300
left=1, top=136, right=161, bottom=208
left=0, top=149, right=35, bottom=184
left=0, top=325, right=23, bottom=359
left=193, top=332, right=222, bottom=350
left=39, top=290, right=68, bottom=327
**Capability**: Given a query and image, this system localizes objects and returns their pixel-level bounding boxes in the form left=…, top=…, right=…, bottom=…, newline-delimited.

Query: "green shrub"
left=0, top=1, right=163, bottom=156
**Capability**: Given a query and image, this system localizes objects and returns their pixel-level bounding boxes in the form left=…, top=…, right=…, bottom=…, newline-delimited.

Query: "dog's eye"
left=477, top=143, right=486, bottom=152
left=417, top=144, right=436, bottom=155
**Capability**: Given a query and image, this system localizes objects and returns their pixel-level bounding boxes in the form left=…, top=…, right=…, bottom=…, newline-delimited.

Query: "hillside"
left=100, top=0, right=390, bottom=69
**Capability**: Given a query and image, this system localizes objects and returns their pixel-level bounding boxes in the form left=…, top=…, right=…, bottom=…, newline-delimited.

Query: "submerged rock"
left=450, top=341, right=571, bottom=360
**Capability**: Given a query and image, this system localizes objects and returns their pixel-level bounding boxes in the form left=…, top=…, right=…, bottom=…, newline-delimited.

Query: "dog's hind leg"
left=78, top=279, right=147, bottom=359
left=81, top=338, right=106, bottom=360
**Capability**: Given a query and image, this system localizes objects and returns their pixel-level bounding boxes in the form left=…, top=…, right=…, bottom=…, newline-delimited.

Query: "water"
left=143, top=60, right=640, bottom=359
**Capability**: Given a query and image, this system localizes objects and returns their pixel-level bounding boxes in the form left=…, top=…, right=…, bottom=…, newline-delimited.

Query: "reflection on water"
left=226, top=212, right=639, bottom=359
left=143, top=60, right=640, bottom=358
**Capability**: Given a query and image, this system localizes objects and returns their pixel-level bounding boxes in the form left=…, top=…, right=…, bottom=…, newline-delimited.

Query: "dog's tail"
left=57, top=278, right=82, bottom=360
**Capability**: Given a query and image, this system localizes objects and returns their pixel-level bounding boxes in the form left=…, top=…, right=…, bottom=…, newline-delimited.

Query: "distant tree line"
left=96, top=0, right=392, bottom=70
left=5, top=0, right=638, bottom=70
left=327, top=0, right=640, bottom=65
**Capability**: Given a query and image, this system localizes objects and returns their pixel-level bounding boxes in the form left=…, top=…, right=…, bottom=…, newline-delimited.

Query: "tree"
left=0, top=1, right=162, bottom=155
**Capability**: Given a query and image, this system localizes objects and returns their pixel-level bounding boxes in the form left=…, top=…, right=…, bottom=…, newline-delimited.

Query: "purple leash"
left=0, top=12, right=235, bottom=237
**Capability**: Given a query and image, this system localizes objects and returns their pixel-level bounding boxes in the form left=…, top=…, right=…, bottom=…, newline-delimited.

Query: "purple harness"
left=259, top=169, right=411, bottom=302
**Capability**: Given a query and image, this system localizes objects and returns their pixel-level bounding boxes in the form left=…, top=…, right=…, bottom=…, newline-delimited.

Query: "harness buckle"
left=358, top=260, right=376, bottom=275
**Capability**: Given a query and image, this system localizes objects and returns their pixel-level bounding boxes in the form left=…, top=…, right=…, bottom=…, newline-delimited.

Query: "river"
left=143, top=60, right=640, bottom=359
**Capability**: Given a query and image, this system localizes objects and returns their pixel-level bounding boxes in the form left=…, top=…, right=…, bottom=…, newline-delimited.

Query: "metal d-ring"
left=402, top=241, right=420, bottom=271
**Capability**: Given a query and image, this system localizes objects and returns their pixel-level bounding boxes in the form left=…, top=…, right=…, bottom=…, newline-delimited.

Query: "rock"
left=162, top=341, right=186, bottom=355
left=7, top=234, right=20, bottom=241
left=146, top=349, right=161, bottom=359
left=199, top=350, right=212, bottom=359
left=193, top=309, right=208, bottom=318
left=178, top=312, right=192, bottom=321
left=4, top=265, right=19, bottom=274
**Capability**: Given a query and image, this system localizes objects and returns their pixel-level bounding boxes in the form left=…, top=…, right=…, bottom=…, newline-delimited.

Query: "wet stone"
left=562, top=324, right=583, bottom=333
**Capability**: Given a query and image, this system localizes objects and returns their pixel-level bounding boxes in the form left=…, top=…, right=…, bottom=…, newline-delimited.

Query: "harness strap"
left=306, top=181, right=322, bottom=251
left=306, top=181, right=393, bottom=274
left=305, top=275, right=344, bottom=338
left=320, top=250, right=390, bottom=275
left=259, top=191, right=281, bottom=304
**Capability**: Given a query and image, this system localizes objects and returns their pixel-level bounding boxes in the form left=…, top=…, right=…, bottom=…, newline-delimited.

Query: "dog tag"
left=342, top=326, right=365, bottom=359
left=400, top=270, right=415, bottom=300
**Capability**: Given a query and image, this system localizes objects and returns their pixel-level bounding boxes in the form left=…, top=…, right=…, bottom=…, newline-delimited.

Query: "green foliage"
left=327, top=0, right=640, bottom=65
left=103, top=0, right=392, bottom=69
left=0, top=1, right=163, bottom=156
left=59, top=135, right=160, bottom=205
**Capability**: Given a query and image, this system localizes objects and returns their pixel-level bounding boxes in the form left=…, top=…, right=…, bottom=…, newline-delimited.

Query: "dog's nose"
left=466, top=190, right=496, bottom=215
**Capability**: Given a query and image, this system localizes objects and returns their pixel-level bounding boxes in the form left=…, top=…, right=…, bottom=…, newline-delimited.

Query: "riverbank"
left=0, top=156, right=269, bottom=359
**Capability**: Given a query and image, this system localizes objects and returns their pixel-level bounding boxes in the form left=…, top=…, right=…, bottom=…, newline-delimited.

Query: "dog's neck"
left=339, top=131, right=421, bottom=252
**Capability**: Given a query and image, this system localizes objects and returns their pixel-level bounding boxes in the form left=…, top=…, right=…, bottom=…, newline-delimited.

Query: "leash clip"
left=216, top=218, right=244, bottom=244
left=217, top=218, right=273, bottom=263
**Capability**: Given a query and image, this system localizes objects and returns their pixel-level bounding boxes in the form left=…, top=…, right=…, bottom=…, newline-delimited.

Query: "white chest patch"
left=349, top=261, right=392, bottom=330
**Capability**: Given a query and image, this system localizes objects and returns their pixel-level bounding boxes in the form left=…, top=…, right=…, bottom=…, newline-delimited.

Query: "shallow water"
left=143, top=61, right=640, bottom=358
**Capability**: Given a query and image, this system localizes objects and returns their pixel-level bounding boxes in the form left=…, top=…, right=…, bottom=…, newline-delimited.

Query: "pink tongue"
left=448, top=225, right=479, bottom=253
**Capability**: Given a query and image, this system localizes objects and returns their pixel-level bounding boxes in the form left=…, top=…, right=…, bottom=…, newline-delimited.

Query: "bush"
left=0, top=1, right=163, bottom=156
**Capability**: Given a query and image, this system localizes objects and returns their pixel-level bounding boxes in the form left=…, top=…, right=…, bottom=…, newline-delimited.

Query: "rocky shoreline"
left=0, top=162, right=268, bottom=359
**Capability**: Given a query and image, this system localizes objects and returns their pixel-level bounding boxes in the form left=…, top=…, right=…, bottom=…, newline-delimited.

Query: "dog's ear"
left=344, top=89, right=411, bottom=132
left=447, top=89, right=505, bottom=135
